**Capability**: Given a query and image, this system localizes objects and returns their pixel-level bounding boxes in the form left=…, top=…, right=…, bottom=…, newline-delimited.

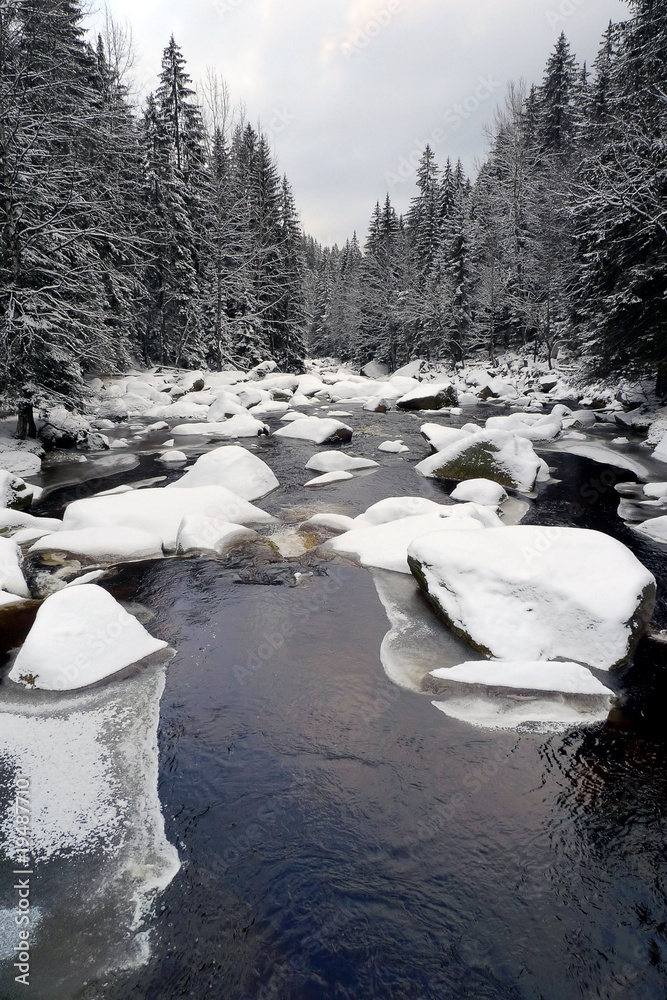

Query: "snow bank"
left=0, top=451, right=42, bottom=477
left=408, top=525, right=655, bottom=670
left=9, top=585, right=168, bottom=690
left=169, top=445, right=279, bottom=500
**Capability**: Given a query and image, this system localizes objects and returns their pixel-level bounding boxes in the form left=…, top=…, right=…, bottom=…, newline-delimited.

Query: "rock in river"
left=407, top=525, right=655, bottom=670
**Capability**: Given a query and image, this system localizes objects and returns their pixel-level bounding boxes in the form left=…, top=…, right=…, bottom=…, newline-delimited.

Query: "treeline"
left=308, top=0, right=667, bottom=386
left=0, top=0, right=308, bottom=421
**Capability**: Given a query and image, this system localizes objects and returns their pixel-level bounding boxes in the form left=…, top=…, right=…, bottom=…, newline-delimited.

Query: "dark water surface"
left=3, top=404, right=667, bottom=999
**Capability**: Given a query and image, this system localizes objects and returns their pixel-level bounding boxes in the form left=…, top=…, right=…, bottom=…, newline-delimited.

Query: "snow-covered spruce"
left=407, top=526, right=655, bottom=670
left=8, top=585, right=168, bottom=691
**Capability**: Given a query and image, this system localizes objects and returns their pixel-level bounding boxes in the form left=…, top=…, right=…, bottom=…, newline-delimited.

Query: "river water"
left=1, top=402, right=667, bottom=1000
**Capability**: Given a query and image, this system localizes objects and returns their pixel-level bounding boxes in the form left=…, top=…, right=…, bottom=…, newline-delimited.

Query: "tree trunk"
left=16, top=401, right=36, bottom=440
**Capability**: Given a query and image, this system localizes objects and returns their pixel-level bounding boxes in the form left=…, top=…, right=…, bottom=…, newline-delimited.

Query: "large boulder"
left=397, top=380, right=458, bottom=411
left=63, top=485, right=274, bottom=551
left=416, top=429, right=544, bottom=493
left=39, top=406, right=107, bottom=450
left=0, top=471, right=41, bottom=510
left=407, top=526, right=655, bottom=670
left=168, top=445, right=279, bottom=500
left=8, top=584, right=168, bottom=690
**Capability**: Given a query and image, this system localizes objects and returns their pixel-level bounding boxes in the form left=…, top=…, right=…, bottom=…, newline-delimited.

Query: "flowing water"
left=1, top=403, right=667, bottom=1000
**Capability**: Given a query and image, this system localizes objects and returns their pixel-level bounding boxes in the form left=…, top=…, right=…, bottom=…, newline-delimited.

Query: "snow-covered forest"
left=309, top=2, right=666, bottom=384
left=1, top=0, right=666, bottom=429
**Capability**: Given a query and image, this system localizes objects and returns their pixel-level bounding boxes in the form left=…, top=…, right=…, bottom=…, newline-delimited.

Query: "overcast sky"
left=85, top=0, right=630, bottom=247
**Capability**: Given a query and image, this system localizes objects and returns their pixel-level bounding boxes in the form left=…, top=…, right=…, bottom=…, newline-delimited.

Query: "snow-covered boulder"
left=326, top=512, right=485, bottom=574
left=407, top=526, right=655, bottom=670
left=207, top=393, right=248, bottom=421
left=63, top=485, right=274, bottom=551
left=8, top=585, right=168, bottom=691
left=643, top=483, right=667, bottom=499
left=416, top=429, right=543, bottom=493
left=450, top=479, right=508, bottom=506
left=485, top=413, right=562, bottom=442
left=171, top=415, right=270, bottom=438
left=378, top=440, right=409, bottom=453
left=28, top=527, right=164, bottom=565
left=0, top=510, right=62, bottom=536
left=427, top=660, right=614, bottom=729
left=0, top=537, right=30, bottom=597
left=305, top=452, right=378, bottom=473
left=421, top=424, right=471, bottom=453
left=397, top=381, right=458, bottom=411
left=0, top=471, right=41, bottom=510
left=0, top=451, right=42, bottom=477
left=632, top=516, right=667, bottom=544
left=38, top=406, right=100, bottom=450
left=305, top=471, right=354, bottom=487
left=302, top=513, right=356, bottom=535
left=176, top=516, right=258, bottom=555
left=351, top=496, right=503, bottom=530
left=158, top=450, right=188, bottom=465
left=273, top=417, right=353, bottom=444
left=168, top=445, right=279, bottom=500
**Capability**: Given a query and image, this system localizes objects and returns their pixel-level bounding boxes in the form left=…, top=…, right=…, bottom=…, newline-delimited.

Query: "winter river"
left=1, top=378, right=667, bottom=1000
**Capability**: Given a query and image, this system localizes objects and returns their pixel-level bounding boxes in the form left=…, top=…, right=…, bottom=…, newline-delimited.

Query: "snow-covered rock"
left=407, top=526, right=655, bottom=670
left=168, top=445, right=279, bottom=500
left=485, top=413, right=562, bottom=442
left=38, top=407, right=100, bottom=450
left=63, top=485, right=273, bottom=551
left=0, top=451, right=42, bottom=477
left=378, top=440, right=409, bottom=453
left=450, top=479, right=508, bottom=506
left=305, top=452, right=378, bottom=473
left=429, top=660, right=613, bottom=697
left=273, top=417, right=353, bottom=444
left=396, top=381, right=458, bottom=410
left=207, top=393, right=248, bottom=421
left=302, top=513, right=356, bottom=534
left=351, top=496, right=503, bottom=530
left=0, top=537, right=30, bottom=597
left=632, top=516, right=667, bottom=544
left=556, top=442, right=650, bottom=478
left=644, top=483, right=667, bottom=499
left=326, top=512, right=485, bottom=574
left=28, top=527, right=164, bottom=564
left=421, top=424, right=471, bottom=452
left=171, top=415, right=270, bottom=438
left=158, top=450, right=188, bottom=465
left=176, top=516, right=258, bottom=555
left=0, top=471, right=41, bottom=510
left=416, top=429, right=543, bottom=493
left=305, top=471, right=354, bottom=487
left=8, top=585, right=168, bottom=691
left=0, top=510, right=61, bottom=536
